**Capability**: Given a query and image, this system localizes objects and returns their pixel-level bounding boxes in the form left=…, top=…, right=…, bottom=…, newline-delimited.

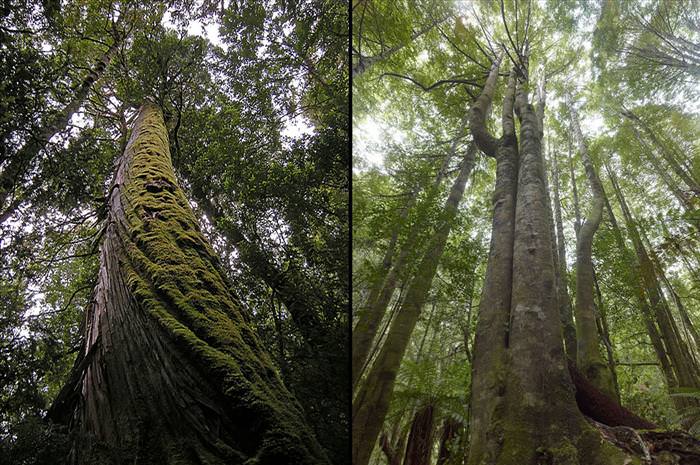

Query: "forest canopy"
left=352, top=0, right=700, bottom=464
left=1, top=1, right=348, bottom=464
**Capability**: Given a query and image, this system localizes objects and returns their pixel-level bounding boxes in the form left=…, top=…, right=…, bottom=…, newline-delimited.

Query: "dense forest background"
left=0, top=1, right=348, bottom=464
left=353, top=0, right=699, bottom=463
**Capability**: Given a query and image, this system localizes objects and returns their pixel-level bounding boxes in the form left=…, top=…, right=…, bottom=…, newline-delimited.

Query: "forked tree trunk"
left=467, top=64, right=519, bottom=465
left=468, top=54, right=630, bottom=464
left=567, top=96, right=618, bottom=399
left=352, top=141, right=477, bottom=465
left=48, top=102, right=328, bottom=465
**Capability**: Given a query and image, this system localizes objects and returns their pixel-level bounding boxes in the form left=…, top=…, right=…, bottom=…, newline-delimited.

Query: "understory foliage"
left=0, top=0, right=347, bottom=464
left=353, top=0, right=699, bottom=463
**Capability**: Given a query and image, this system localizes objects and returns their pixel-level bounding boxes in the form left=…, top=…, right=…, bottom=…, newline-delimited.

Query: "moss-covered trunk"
left=352, top=143, right=477, bottom=465
left=49, top=102, right=328, bottom=465
left=567, top=96, right=618, bottom=399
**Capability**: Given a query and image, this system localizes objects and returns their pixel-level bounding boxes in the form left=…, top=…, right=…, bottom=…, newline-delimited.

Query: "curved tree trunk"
left=352, top=142, right=477, bottom=465
left=567, top=96, right=617, bottom=399
left=48, top=102, right=328, bottom=465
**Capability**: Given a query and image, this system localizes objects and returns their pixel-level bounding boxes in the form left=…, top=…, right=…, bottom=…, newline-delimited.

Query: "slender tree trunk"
left=567, top=96, right=617, bottom=399
left=48, top=102, right=328, bottom=464
left=631, top=126, right=695, bottom=212
left=607, top=166, right=700, bottom=393
left=352, top=119, right=466, bottom=387
left=551, top=146, right=577, bottom=360
left=623, top=110, right=700, bottom=195
left=353, top=142, right=477, bottom=465
left=592, top=269, right=621, bottom=401
left=381, top=421, right=408, bottom=465
left=567, top=128, right=582, bottom=236
left=402, top=403, right=435, bottom=465
left=0, top=37, right=123, bottom=218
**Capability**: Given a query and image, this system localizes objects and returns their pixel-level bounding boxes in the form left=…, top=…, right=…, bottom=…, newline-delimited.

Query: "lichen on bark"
left=50, top=102, right=328, bottom=465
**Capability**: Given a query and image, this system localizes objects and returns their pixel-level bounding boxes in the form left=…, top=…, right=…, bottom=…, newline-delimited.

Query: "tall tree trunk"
left=48, top=102, right=328, bottom=465
left=474, top=55, right=628, bottom=464
left=551, top=146, right=577, bottom=360
left=630, top=125, right=695, bottom=212
left=601, top=172, right=679, bottom=388
left=352, top=121, right=464, bottom=387
left=567, top=96, right=617, bottom=399
left=623, top=110, right=700, bottom=195
left=402, top=403, right=435, bottom=465
left=0, top=37, right=123, bottom=219
left=352, top=141, right=477, bottom=465
left=467, top=65, right=519, bottom=465
left=607, top=166, right=700, bottom=393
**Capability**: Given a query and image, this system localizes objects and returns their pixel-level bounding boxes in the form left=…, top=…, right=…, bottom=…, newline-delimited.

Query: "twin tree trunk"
left=49, top=102, right=328, bottom=465
left=467, top=55, right=630, bottom=465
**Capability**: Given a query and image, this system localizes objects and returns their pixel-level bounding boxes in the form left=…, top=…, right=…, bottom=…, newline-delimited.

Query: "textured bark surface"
left=467, top=69, right=518, bottom=465
left=402, top=404, right=435, bottom=465
left=49, top=102, right=328, bottom=465
left=0, top=38, right=122, bottom=218
left=485, top=65, right=628, bottom=465
left=352, top=144, right=477, bottom=465
left=568, top=97, right=618, bottom=399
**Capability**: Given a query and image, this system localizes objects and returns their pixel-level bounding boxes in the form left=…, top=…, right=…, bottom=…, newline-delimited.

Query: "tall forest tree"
left=354, top=0, right=700, bottom=463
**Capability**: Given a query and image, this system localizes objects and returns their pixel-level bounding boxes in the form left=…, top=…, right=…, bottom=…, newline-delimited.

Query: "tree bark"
left=567, top=96, right=618, bottom=399
left=402, top=403, right=435, bottom=465
left=467, top=66, right=519, bottom=465
left=48, top=102, right=328, bottom=465
left=480, top=56, right=628, bottom=464
left=352, top=142, right=477, bottom=465
left=436, top=418, right=461, bottom=465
